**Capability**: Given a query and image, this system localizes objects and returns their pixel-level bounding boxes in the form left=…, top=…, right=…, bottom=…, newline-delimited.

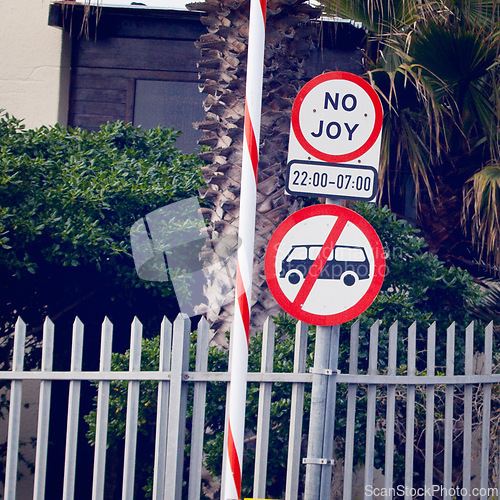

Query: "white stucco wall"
left=0, top=0, right=70, bottom=128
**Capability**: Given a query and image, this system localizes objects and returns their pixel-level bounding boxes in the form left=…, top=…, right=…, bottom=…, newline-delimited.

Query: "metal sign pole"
left=303, top=324, right=340, bottom=500
left=303, top=324, right=334, bottom=498
left=304, top=197, right=342, bottom=499
left=320, top=323, right=341, bottom=498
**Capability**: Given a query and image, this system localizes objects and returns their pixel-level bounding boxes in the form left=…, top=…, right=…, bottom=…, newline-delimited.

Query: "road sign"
left=291, top=72, right=383, bottom=163
left=286, top=72, right=383, bottom=201
left=286, top=160, right=378, bottom=201
left=265, top=204, right=385, bottom=325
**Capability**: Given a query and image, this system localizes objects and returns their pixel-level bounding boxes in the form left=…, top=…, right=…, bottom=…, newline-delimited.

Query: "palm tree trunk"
left=187, top=0, right=321, bottom=339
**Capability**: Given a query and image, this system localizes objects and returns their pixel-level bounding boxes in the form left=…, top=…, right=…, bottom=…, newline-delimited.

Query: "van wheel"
left=286, top=270, right=303, bottom=285
left=342, top=272, right=357, bottom=287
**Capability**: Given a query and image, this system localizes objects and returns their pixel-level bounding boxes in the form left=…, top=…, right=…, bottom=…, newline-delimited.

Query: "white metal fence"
left=0, top=315, right=498, bottom=499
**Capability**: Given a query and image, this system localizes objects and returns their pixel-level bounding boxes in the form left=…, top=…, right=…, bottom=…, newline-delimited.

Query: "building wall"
left=66, top=7, right=206, bottom=152
left=62, top=6, right=363, bottom=154
left=0, top=0, right=70, bottom=128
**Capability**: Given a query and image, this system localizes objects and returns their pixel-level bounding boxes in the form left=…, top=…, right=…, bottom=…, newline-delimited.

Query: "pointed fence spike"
left=166, top=310, right=191, bottom=499
left=121, top=315, right=143, bottom=499
left=197, top=316, right=209, bottom=332
left=196, top=318, right=210, bottom=354
left=129, top=318, right=143, bottom=370
left=73, top=316, right=84, bottom=328
left=43, top=317, right=54, bottom=329
left=131, top=316, right=143, bottom=328
left=174, top=312, right=190, bottom=324
left=41, top=318, right=55, bottom=372
left=15, top=316, right=26, bottom=330
left=12, top=317, right=27, bottom=371
left=161, top=316, right=173, bottom=330
left=102, top=316, right=113, bottom=328
left=5, top=316, right=25, bottom=499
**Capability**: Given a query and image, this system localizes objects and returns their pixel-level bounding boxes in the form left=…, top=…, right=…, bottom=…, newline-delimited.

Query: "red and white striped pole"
left=222, top=0, right=267, bottom=498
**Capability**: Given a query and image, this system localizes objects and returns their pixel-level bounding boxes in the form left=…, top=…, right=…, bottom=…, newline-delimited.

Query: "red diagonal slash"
left=292, top=215, right=348, bottom=309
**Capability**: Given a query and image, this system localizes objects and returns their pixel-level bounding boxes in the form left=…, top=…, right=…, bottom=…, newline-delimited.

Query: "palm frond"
left=320, top=0, right=422, bottom=34
left=473, top=278, right=500, bottom=324
left=463, top=165, right=500, bottom=266
left=407, top=23, right=500, bottom=151
left=369, top=61, right=448, bottom=209
left=444, top=0, right=500, bottom=30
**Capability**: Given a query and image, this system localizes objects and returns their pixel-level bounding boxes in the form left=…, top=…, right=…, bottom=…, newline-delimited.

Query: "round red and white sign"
left=265, top=205, right=385, bottom=325
left=291, top=72, right=383, bottom=164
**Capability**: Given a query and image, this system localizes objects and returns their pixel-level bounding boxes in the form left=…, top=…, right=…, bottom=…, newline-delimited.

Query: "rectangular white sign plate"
left=285, top=160, right=378, bottom=201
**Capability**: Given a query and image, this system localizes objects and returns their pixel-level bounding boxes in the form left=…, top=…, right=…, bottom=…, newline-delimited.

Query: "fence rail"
left=0, top=315, right=498, bottom=500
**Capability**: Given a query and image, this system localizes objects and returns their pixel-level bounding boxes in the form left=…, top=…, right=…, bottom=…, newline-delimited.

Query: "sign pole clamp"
left=302, top=458, right=335, bottom=466
left=309, top=368, right=341, bottom=376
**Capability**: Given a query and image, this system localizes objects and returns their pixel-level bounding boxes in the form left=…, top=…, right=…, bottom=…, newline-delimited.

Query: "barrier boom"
left=222, top=0, right=267, bottom=498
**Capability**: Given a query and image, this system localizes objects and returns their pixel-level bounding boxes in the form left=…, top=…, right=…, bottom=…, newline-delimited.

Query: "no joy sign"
left=291, top=72, right=383, bottom=163
left=286, top=72, right=383, bottom=201
left=265, top=205, right=385, bottom=325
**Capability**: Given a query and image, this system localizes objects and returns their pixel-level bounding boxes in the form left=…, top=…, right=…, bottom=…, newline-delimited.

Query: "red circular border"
left=291, top=72, right=383, bottom=163
left=264, top=205, right=385, bottom=325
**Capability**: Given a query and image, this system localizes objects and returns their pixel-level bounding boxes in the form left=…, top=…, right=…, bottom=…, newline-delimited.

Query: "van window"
left=287, top=247, right=307, bottom=261
left=309, top=247, right=334, bottom=261
left=334, top=246, right=366, bottom=262
left=309, top=247, right=320, bottom=260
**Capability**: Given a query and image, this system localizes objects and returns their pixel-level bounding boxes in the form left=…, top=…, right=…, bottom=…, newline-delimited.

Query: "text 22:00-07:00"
left=291, top=170, right=373, bottom=191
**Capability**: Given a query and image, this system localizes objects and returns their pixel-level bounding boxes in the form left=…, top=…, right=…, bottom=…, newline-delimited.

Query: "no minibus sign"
left=265, top=205, right=385, bottom=325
